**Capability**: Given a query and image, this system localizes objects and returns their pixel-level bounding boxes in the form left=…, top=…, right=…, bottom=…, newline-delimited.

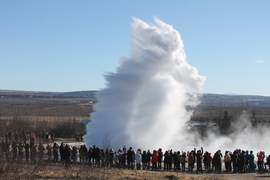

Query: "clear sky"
left=1, top=0, right=270, bottom=96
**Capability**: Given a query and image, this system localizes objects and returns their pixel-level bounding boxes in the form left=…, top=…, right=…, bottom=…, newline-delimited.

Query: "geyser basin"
left=84, top=17, right=205, bottom=151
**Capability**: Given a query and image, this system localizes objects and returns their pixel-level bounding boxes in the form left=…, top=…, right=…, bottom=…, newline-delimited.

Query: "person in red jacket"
left=151, top=150, right=159, bottom=171
left=204, top=151, right=212, bottom=172
left=187, top=152, right=194, bottom=172
left=257, top=151, right=265, bottom=171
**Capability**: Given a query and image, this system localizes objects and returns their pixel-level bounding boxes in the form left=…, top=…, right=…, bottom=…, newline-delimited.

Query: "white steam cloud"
left=84, top=17, right=205, bottom=151
left=201, top=111, right=270, bottom=154
left=84, top=17, right=270, bottom=154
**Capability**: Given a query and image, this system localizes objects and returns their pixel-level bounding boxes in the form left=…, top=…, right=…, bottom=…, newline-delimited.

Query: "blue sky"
left=1, top=0, right=270, bottom=96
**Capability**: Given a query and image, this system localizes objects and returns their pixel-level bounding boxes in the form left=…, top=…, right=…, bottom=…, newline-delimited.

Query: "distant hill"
left=199, top=93, right=270, bottom=107
left=1, top=90, right=270, bottom=107
left=0, top=90, right=97, bottom=98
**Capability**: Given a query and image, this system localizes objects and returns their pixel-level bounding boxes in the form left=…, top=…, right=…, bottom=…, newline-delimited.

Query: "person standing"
left=187, top=152, right=194, bottom=172
left=135, top=150, right=142, bottom=170
left=224, top=151, right=231, bottom=172
left=158, top=148, right=163, bottom=170
left=127, top=147, right=135, bottom=169
left=146, top=150, right=152, bottom=170
left=195, top=147, right=204, bottom=174
left=152, top=150, right=159, bottom=171
left=47, top=144, right=52, bottom=161
left=181, top=152, right=187, bottom=172
left=59, top=143, right=65, bottom=162
left=72, top=146, right=78, bottom=164
left=257, top=151, right=265, bottom=172
left=249, top=150, right=255, bottom=172
left=18, top=142, right=24, bottom=161
left=53, top=143, right=59, bottom=163
left=142, top=151, right=148, bottom=170
left=64, top=144, right=71, bottom=169
left=12, top=141, right=17, bottom=161
left=25, top=143, right=30, bottom=162
left=118, top=148, right=125, bottom=168
left=38, top=141, right=45, bottom=161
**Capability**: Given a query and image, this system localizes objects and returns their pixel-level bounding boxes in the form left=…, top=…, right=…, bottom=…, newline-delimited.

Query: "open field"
left=0, top=96, right=93, bottom=129
left=0, top=96, right=94, bottom=117
left=1, top=91, right=270, bottom=141
left=1, top=94, right=270, bottom=130
left=192, top=105, right=270, bottom=122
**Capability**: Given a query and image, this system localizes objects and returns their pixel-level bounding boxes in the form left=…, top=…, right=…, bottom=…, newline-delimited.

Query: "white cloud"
left=255, top=60, right=264, bottom=64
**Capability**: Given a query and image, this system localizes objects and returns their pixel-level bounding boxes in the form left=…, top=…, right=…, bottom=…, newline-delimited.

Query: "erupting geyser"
left=84, top=17, right=206, bottom=150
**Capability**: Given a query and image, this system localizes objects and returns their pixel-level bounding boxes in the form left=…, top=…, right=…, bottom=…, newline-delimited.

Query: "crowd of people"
left=103, top=147, right=270, bottom=174
left=1, top=132, right=270, bottom=174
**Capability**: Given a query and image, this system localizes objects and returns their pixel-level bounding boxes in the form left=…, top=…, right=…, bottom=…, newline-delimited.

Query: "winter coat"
left=205, top=154, right=212, bottom=164
left=181, top=154, right=186, bottom=163
left=135, top=151, right=142, bottom=163
left=188, top=154, right=194, bottom=164
left=151, top=150, right=159, bottom=163
left=224, top=154, right=231, bottom=163
left=257, top=152, right=264, bottom=162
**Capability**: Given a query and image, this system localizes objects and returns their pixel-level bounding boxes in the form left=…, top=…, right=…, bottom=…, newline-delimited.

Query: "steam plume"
left=84, top=17, right=206, bottom=150
left=201, top=111, right=270, bottom=153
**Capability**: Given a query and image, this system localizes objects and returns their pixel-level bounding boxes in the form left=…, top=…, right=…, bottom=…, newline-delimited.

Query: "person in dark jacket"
left=212, top=150, right=222, bottom=173
left=264, top=155, right=270, bottom=172
left=59, top=143, right=65, bottom=161
left=64, top=144, right=71, bottom=165
left=239, top=150, right=246, bottom=173
left=53, top=142, right=59, bottom=162
left=158, top=148, right=163, bottom=170
left=142, top=150, right=148, bottom=170
left=30, top=144, right=37, bottom=163
left=164, top=151, right=169, bottom=171
left=62, top=144, right=71, bottom=169
left=127, top=147, right=135, bottom=169
left=195, top=147, right=204, bottom=174
left=72, top=146, right=78, bottom=164
left=18, top=142, right=24, bottom=161
left=109, top=148, right=115, bottom=167
left=12, top=141, right=17, bottom=161
left=25, top=143, right=30, bottom=162
left=146, top=150, right=152, bottom=170
left=173, top=151, right=179, bottom=171
left=168, top=150, right=173, bottom=170
left=87, top=146, right=93, bottom=166
left=232, top=150, right=238, bottom=173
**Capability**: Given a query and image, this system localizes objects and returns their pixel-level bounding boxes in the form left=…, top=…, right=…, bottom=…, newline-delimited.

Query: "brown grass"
left=0, top=161, right=228, bottom=180
left=1, top=95, right=270, bottom=129
left=0, top=161, right=232, bottom=180
left=2, top=160, right=270, bottom=180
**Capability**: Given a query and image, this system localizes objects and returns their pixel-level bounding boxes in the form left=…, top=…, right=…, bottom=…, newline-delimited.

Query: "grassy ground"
left=1, top=160, right=270, bottom=180
left=0, top=160, right=224, bottom=180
